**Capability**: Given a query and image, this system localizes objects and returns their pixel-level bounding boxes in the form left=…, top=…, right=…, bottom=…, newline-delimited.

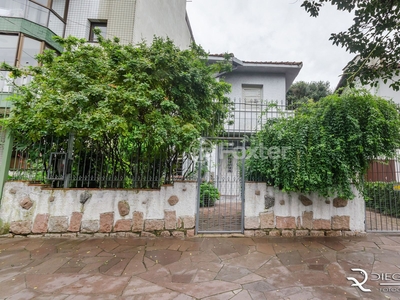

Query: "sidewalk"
left=0, top=234, right=399, bottom=299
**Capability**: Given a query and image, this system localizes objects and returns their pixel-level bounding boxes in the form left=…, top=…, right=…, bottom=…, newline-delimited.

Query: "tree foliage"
left=301, top=0, right=400, bottom=90
left=247, top=90, right=400, bottom=199
left=286, top=81, right=331, bottom=109
left=1, top=35, right=232, bottom=187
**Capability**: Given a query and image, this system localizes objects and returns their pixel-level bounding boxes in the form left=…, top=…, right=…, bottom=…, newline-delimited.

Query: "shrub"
left=364, top=182, right=400, bottom=217
left=247, top=90, right=400, bottom=199
left=200, top=182, right=220, bottom=207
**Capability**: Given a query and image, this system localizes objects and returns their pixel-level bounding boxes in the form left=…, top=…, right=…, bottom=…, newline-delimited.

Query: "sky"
left=186, top=0, right=355, bottom=90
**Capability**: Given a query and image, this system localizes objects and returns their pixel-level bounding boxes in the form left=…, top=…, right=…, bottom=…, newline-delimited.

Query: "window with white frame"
left=242, top=84, right=263, bottom=108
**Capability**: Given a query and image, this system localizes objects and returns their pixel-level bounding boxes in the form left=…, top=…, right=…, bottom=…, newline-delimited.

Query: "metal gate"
left=364, top=158, right=400, bottom=232
left=196, top=138, right=245, bottom=233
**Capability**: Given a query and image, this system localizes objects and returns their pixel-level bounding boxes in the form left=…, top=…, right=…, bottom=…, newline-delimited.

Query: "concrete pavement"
left=0, top=234, right=400, bottom=299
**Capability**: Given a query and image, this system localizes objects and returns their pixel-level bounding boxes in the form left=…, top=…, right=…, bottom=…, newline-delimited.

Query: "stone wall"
left=0, top=181, right=366, bottom=237
left=243, top=182, right=366, bottom=237
left=0, top=181, right=196, bottom=237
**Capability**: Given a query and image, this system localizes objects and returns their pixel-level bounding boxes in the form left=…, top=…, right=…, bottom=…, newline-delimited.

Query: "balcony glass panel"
left=0, top=0, right=27, bottom=17
left=51, top=0, right=66, bottom=19
left=49, top=11, right=65, bottom=36
left=26, top=1, right=49, bottom=27
left=0, top=34, right=19, bottom=66
left=20, top=36, right=42, bottom=67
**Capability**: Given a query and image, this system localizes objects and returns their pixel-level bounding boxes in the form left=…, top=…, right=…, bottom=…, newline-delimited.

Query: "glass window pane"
left=49, top=12, right=65, bottom=36
left=31, top=0, right=49, bottom=7
left=0, top=71, right=14, bottom=93
left=51, top=0, right=66, bottom=19
left=89, top=22, right=107, bottom=42
left=0, top=34, right=19, bottom=66
left=26, top=1, right=49, bottom=27
left=0, top=0, right=27, bottom=17
left=20, top=36, right=42, bottom=67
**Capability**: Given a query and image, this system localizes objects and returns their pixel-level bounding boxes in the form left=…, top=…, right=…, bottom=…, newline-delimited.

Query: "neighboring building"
left=0, top=0, right=194, bottom=196
left=0, top=0, right=194, bottom=94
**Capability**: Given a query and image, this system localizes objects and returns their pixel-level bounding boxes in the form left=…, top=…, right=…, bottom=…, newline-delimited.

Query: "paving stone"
left=245, top=216, right=260, bottom=229
left=181, top=216, right=195, bottom=229
left=68, top=212, right=83, bottom=232
left=168, top=195, right=179, bottom=206
left=282, top=230, right=294, bottom=237
left=145, top=219, right=164, bottom=231
left=19, top=196, right=33, bottom=210
left=32, top=214, right=49, bottom=233
left=295, top=230, right=309, bottom=237
left=118, top=200, right=130, bottom=217
left=331, top=215, right=350, bottom=230
left=81, top=220, right=99, bottom=233
left=172, top=231, right=185, bottom=238
left=113, top=219, right=132, bottom=232
left=326, top=230, right=342, bottom=237
left=99, top=212, right=114, bottom=233
left=132, top=211, right=144, bottom=231
left=302, top=211, right=313, bottom=229
left=312, top=219, right=331, bottom=230
left=269, top=229, right=280, bottom=236
left=48, top=216, right=68, bottom=233
left=310, top=230, right=325, bottom=237
left=164, top=210, right=177, bottom=230
left=10, top=220, right=32, bottom=235
left=276, top=216, right=296, bottom=229
left=186, top=229, right=195, bottom=238
left=141, top=232, right=156, bottom=237
left=260, top=212, right=274, bottom=229
left=333, top=197, right=348, bottom=208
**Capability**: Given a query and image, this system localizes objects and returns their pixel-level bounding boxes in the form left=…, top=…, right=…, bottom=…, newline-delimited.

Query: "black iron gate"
left=364, top=159, right=400, bottom=232
left=196, top=138, right=245, bottom=233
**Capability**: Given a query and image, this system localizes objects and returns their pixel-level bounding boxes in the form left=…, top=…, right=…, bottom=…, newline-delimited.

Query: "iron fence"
left=364, top=155, right=400, bottom=232
left=6, top=99, right=292, bottom=189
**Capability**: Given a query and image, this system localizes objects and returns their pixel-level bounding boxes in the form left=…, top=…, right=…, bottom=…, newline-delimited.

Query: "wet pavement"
left=0, top=234, right=400, bottom=299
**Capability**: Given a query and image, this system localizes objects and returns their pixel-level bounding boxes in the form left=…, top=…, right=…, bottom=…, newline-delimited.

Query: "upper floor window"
left=0, top=34, right=19, bottom=66
left=0, top=0, right=69, bottom=36
left=242, top=84, right=263, bottom=108
left=89, top=21, right=107, bottom=42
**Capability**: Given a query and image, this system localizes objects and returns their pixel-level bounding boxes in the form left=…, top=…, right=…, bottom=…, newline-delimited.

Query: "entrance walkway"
left=0, top=234, right=399, bottom=299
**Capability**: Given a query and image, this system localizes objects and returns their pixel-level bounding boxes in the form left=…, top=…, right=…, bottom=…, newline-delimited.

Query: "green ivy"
left=247, top=90, right=400, bottom=199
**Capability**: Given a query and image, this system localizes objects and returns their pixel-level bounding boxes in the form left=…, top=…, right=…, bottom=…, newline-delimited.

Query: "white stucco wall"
left=222, top=72, right=288, bottom=133
left=0, top=181, right=196, bottom=225
left=132, top=0, right=192, bottom=48
left=65, top=0, right=192, bottom=48
left=245, top=183, right=365, bottom=232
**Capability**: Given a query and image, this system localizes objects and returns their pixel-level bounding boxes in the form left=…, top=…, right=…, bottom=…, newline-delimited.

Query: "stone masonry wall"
left=0, top=181, right=366, bottom=237
left=243, top=182, right=366, bottom=237
left=0, top=181, right=197, bottom=237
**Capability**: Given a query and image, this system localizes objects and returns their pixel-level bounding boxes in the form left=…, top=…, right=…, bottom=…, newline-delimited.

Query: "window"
left=51, top=0, right=67, bottom=19
left=0, top=0, right=26, bottom=17
left=19, top=36, right=42, bottom=67
left=243, top=85, right=263, bottom=107
left=26, top=1, right=49, bottom=27
left=0, top=34, right=19, bottom=66
left=89, top=21, right=107, bottom=42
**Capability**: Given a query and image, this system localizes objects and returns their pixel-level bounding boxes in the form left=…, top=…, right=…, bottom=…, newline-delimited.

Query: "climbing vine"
left=247, top=90, right=400, bottom=199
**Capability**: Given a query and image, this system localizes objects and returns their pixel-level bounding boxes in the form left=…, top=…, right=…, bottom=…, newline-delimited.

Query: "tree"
left=247, top=90, right=400, bottom=199
left=286, top=81, right=331, bottom=109
left=1, top=34, right=232, bottom=187
left=301, top=0, right=400, bottom=90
